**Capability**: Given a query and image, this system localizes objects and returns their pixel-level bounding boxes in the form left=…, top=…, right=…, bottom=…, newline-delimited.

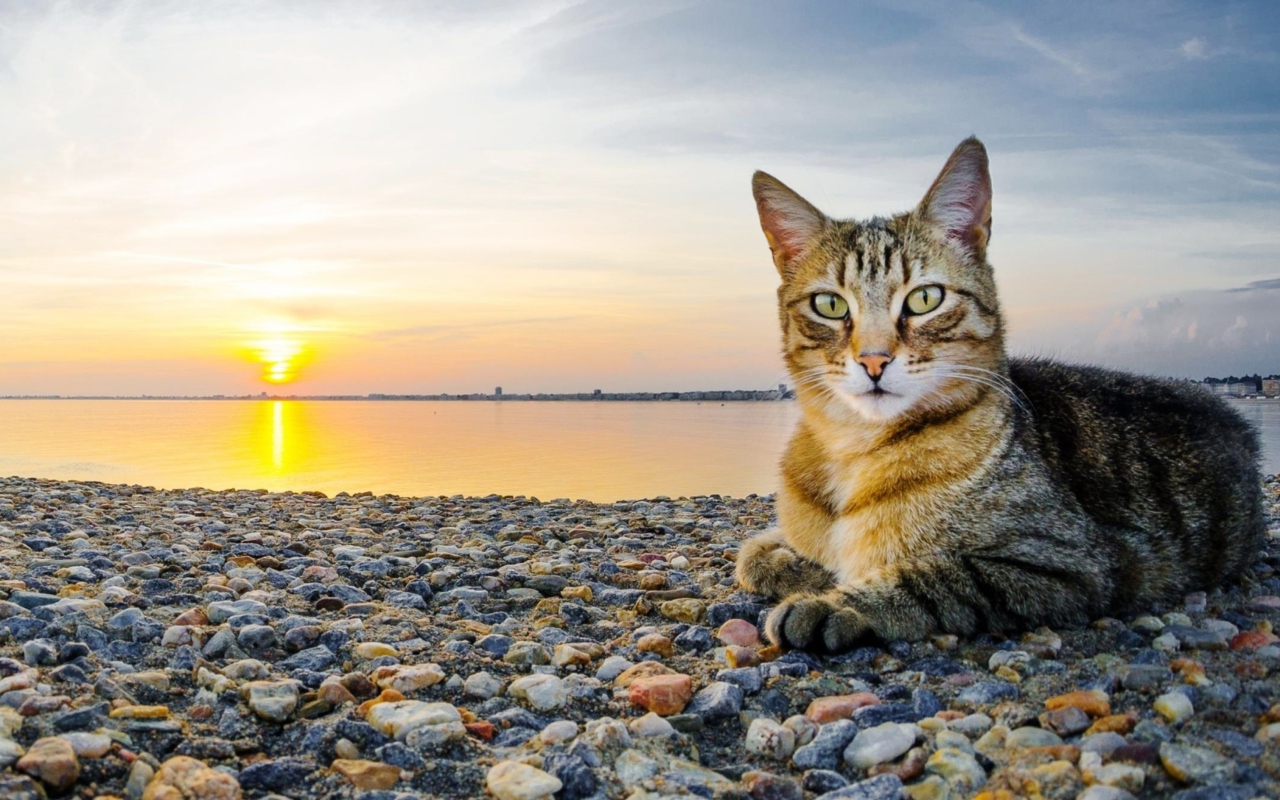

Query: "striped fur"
left=736, top=138, right=1265, bottom=653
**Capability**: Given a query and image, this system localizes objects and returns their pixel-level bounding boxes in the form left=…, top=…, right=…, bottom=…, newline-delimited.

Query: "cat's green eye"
left=811, top=292, right=849, bottom=320
left=904, top=285, right=945, bottom=315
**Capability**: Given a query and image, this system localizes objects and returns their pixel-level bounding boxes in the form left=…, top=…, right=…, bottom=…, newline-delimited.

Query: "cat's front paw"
left=765, top=593, right=870, bottom=654
left=735, top=531, right=835, bottom=599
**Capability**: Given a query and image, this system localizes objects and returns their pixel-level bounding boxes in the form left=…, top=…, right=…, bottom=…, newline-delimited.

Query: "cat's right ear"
left=752, top=172, right=827, bottom=276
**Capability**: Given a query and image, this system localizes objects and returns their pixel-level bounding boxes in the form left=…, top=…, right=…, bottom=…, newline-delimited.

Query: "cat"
left=735, top=136, right=1265, bottom=654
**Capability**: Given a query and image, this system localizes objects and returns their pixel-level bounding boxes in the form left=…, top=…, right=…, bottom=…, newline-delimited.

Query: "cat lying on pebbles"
left=736, top=137, right=1265, bottom=653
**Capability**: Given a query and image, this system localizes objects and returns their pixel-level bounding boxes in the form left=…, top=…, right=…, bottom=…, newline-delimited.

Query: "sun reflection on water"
left=272, top=401, right=284, bottom=469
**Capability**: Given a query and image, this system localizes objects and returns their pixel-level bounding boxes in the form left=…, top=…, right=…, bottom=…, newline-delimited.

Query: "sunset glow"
left=255, top=338, right=304, bottom=385
left=0, top=2, right=1276, bottom=397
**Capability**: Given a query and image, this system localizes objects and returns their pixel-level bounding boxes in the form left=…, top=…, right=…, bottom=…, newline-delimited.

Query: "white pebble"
left=540, top=720, right=579, bottom=745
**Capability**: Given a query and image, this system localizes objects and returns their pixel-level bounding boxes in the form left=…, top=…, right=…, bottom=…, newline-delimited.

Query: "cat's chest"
left=812, top=463, right=956, bottom=582
left=819, top=502, right=941, bottom=583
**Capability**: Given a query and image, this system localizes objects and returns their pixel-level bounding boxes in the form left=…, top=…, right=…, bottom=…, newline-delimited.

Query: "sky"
left=1, top=0, right=1278, bottom=396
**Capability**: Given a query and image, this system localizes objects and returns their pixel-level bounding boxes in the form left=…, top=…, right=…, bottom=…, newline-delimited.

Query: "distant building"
left=593, top=389, right=601, bottom=397
left=1263, top=378, right=1279, bottom=397
left=495, top=386, right=502, bottom=396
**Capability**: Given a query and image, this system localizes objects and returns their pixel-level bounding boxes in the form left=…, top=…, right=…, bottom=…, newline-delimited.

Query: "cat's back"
left=1008, top=357, right=1263, bottom=602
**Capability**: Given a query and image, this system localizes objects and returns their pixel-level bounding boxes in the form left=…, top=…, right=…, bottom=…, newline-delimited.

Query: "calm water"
left=0, top=399, right=1275, bottom=501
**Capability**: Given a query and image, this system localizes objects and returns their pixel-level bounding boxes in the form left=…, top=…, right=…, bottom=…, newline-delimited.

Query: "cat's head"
left=753, top=137, right=1006, bottom=424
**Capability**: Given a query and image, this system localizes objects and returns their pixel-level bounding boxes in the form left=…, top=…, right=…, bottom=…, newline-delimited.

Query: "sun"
left=254, top=337, right=304, bottom=384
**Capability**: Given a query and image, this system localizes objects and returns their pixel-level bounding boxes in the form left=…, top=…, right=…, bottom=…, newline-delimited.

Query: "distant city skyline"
left=1, top=1, right=1278, bottom=395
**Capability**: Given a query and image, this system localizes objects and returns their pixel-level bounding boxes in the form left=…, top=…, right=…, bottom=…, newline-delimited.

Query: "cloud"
left=1180, top=37, right=1209, bottom=60
left=1024, top=276, right=1280, bottom=377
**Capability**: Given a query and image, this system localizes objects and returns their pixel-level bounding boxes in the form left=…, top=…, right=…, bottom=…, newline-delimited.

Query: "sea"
left=0, top=399, right=1276, bottom=502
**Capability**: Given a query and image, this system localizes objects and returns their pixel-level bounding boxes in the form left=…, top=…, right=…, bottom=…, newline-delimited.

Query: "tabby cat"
left=736, top=137, right=1265, bottom=653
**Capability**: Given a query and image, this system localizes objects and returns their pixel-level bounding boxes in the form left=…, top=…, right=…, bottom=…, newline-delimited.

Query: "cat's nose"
left=856, top=352, right=894, bottom=381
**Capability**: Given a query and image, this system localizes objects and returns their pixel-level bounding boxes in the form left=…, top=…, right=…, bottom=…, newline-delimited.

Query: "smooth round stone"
left=844, top=722, right=916, bottom=769
left=1005, top=726, right=1064, bottom=749
left=237, top=624, right=277, bottom=650
left=1131, top=616, right=1164, bottom=633
left=503, top=641, right=550, bottom=666
left=507, top=674, right=568, bottom=711
left=596, top=656, right=634, bottom=682
left=783, top=714, right=819, bottom=747
left=745, top=718, right=796, bottom=759
left=161, top=625, right=192, bottom=647
left=1080, top=732, right=1128, bottom=757
left=241, top=680, right=299, bottom=723
left=464, top=672, right=502, bottom=699
left=1158, top=742, right=1238, bottom=784
left=1153, top=692, right=1194, bottom=724
left=368, top=701, right=462, bottom=741
left=487, top=761, right=562, bottom=800
left=58, top=732, right=112, bottom=758
left=935, top=730, right=972, bottom=752
left=717, top=619, right=760, bottom=648
left=16, top=737, right=80, bottom=795
left=539, top=720, right=579, bottom=745
left=380, top=664, right=446, bottom=693
left=925, top=747, right=987, bottom=794
left=614, top=749, right=660, bottom=783
left=0, top=739, right=24, bottom=770
left=629, top=711, right=676, bottom=737
left=948, top=713, right=993, bottom=737
left=223, top=659, right=269, bottom=682
left=356, top=642, right=398, bottom=659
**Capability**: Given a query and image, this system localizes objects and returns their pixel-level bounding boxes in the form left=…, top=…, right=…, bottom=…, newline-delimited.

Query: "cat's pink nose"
left=856, top=352, right=893, bottom=380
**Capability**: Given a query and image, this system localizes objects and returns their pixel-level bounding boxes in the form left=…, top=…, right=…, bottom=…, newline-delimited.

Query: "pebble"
left=1154, top=691, right=1195, bottom=724
left=628, top=674, right=693, bottom=715
left=1005, top=725, right=1064, bottom=749
left=628, top=711, right=675, bottom=737
left=745, top=717, right=797, bottom=759
left=924, top=747, right=987, bottom=794
left=718, top=618, right=761, bottom=647
left=141, top=755, right=239, bottom=800
left=813, top=774, right=904, bottom=800
left=486, top=761, right=562, bottom=800
left=508, top=674, right=569, bottom=711
left=0, top=475, right=1271, bottom=800
left=332, top=758, right=402, bottom=791
left=241, top=680, right=299, bottom=723
left=843, top=722, right=916, bottom=769
left=806, top=692, right=879, bottom=723
left=792, top=719, right=858, bottom=770
left=1158, top=741, right=1239, bottom=784
left=743, top=770, right=803, bottom=800
left=687, top=680, right=744, bottom=721
left=465, top=671, right=502, bottom=699
left=16, top=737, right=80, bottom=794
left=539, top=719, right=579, bottom=744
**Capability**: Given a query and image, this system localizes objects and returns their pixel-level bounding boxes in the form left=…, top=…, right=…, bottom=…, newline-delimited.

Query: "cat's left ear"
left=753, top=171, right=828, bottom=276
left=918, top=137, right=992, bottom=263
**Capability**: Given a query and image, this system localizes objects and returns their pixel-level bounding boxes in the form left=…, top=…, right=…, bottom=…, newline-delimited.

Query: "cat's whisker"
left=931, top=368, right=1031, bottom=416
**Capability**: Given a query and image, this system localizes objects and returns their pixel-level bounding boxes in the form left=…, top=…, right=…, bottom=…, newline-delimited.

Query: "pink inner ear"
left=924, top=141, right=992, bottom=255
left=756, top=194, right=823, bottom=264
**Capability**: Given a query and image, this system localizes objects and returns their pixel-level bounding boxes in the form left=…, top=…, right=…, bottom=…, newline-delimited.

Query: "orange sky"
left=2, top=2, right=1277, bottom=395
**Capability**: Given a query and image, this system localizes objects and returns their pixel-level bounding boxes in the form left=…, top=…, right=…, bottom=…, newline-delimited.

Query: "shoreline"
left=0, top=474, right=1276, bottom=799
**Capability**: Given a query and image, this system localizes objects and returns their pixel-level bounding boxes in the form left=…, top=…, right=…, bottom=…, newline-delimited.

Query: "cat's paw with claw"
left=765, top=593, right=870, bottom=654
left=735, top=530, right=836, bottom=599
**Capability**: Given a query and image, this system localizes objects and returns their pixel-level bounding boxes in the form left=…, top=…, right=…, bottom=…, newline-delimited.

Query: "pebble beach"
left=0, top=474, right=1277, bottom=800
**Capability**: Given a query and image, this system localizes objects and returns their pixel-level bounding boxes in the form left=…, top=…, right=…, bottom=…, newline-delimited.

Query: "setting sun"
left=254, top=336, right=305, bottom=385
